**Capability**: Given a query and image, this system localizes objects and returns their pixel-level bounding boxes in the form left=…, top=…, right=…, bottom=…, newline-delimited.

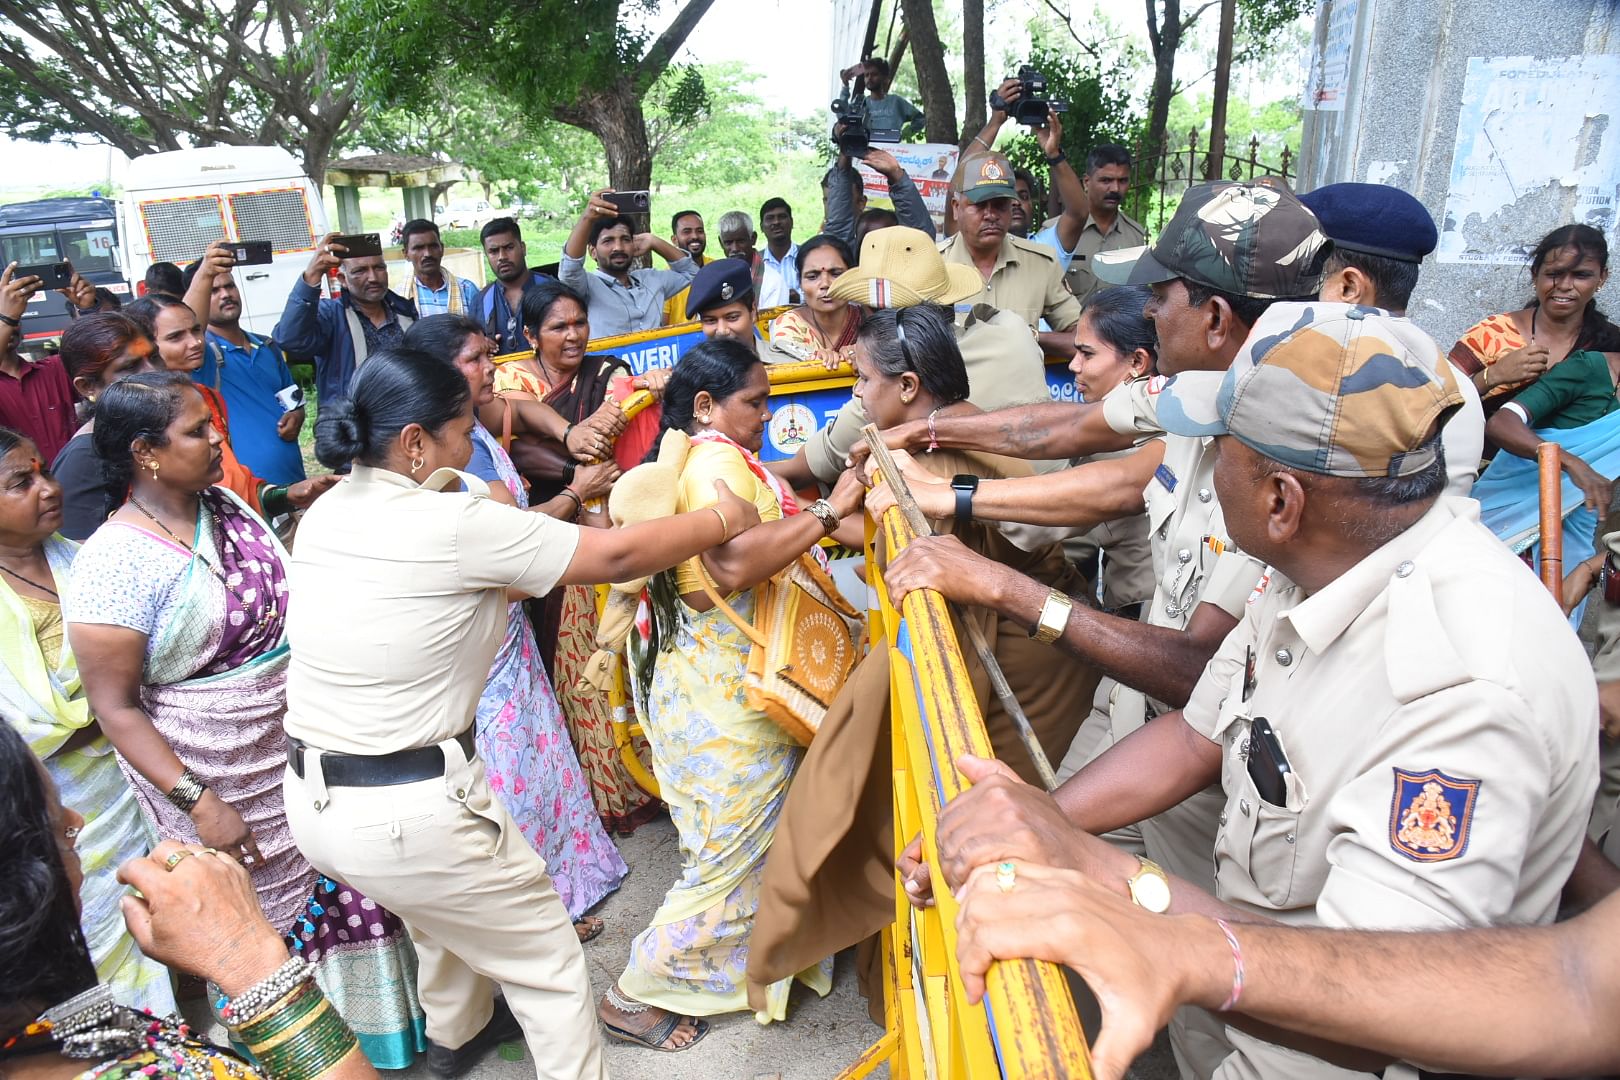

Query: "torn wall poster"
left=1304, top=0, right=1359, bottom=112
left=1438, top=54, right=1620, bottom=265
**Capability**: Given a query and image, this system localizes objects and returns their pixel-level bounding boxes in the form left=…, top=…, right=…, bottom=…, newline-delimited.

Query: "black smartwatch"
left=951, top=474, right=979, bottom=529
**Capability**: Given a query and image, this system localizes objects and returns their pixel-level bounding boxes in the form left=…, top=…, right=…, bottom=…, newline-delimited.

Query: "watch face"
left=1133, top=871, right=1172, bottom=912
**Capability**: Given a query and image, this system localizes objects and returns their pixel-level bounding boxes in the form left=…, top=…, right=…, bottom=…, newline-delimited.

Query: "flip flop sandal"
left=601, top=1013, right=710, bottom=1053
left=574, top=917, right=605, bottom=944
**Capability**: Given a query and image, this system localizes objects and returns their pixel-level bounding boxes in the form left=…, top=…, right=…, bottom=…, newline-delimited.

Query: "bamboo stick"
left=861, top=424, right=1058, bottom=791
left=1539, top=442, right=1563, bottom=597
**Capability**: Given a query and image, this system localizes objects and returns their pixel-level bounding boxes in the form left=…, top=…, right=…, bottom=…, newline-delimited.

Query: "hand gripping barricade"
left=834, top=432, right=1091, bottom=1080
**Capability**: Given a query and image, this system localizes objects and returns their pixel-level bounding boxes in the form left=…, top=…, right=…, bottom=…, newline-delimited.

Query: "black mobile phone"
left=331, top=233, right=383, bottom=258
left=604, top=190, right=651, bottom=216
left=17, top=261, right=72, bottom=289
left=1246, top=716, right=1291, bottom=807
left=229, top=240, right=274, bottom=266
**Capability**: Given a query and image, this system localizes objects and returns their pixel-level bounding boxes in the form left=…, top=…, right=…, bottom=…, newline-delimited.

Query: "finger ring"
left=995, top=861, right=1017, bottom=893
left=164, top=849, right=197, bottom=872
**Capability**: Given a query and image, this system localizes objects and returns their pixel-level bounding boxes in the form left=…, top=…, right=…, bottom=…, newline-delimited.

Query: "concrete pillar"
left=333, top=185, right=364, bottom=235
left=403, top=186, right=434, bottom=223
left=1298, top=0, right=1620, bottom=348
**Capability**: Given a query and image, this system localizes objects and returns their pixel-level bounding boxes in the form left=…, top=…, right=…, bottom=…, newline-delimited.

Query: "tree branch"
left=633, top=0, right=718, bottom=96
left=1178, top=0, right=1221, bottom=34
left=1037, top=0, right=1102, bottom=60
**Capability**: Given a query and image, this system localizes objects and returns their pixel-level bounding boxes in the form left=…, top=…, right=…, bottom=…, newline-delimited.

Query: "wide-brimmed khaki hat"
left=827, top=226, right=985, bottom=308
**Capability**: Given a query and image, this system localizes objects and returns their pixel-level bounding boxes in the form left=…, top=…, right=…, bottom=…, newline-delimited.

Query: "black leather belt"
left=286, top=730, right=476, bottom=787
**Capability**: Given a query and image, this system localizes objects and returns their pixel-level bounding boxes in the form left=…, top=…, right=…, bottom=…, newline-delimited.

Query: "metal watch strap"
left=1030, top=590, right=1072, bottom=644
left=806, top=498, right=839, bottom=534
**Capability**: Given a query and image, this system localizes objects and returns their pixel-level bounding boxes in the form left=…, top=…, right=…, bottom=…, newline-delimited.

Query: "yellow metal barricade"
left=838, top=505, right=1091, bottom=1080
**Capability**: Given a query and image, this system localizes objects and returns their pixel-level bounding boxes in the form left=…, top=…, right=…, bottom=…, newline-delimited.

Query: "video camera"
left=991, top=65, right=1069, bottom=127
left=831, top=95, right=902, bottom=158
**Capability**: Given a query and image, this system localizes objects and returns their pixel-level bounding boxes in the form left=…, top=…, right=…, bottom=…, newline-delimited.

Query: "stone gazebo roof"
left=325, top=153, right=473, bottom=189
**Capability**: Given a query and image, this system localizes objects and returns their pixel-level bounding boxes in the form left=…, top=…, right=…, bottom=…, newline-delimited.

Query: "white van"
left=120, top=146, right=328, bottom=337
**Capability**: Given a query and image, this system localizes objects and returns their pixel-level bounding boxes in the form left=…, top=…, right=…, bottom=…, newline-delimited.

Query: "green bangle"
left=261, top=484, right=291, bottom=518
left=242, top=985, right=358, bottom=1080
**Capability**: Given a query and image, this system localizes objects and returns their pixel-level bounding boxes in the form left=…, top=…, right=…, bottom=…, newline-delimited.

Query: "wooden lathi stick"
left=861, top=425, right=1058, bottom=792
left=1538, top=442, right=1564, bottom=598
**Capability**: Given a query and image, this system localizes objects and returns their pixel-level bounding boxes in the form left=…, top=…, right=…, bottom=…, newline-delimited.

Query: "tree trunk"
left=1143, top=0, right=1182, bottom=164
left=557, top=82, right=654, bottom=191
left=962, top=0, right=986, bottom=145
left=898, top=0, right=959, bottom=145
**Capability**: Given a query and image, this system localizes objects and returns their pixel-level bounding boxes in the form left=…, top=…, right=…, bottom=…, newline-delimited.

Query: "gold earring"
left=900, top=394, right=914, bottom=404
left=146, top=459, right=159, bottom=477
left=410, top=457, right=424, bottom=474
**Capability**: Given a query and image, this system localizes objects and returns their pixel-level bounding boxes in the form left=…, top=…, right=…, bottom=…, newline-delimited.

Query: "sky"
left=0, top=0, right=1297, bottom=191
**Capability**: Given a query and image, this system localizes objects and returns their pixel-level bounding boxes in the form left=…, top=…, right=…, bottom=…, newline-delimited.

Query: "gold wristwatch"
left=1126, top=855, right=1171, bottom=913
left=1029, top=590, right=1073, bottom=645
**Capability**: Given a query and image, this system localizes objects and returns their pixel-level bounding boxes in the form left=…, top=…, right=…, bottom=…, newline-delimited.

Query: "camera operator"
left=560, top=189, right=700, bottom=337
left=950, top=77, right=1088, bottom=250
left=823, top=146, right=937, bottom=257
left=837, top=57, right=924, bottom=140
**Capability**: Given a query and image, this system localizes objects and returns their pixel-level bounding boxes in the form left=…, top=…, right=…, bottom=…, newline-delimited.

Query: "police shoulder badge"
left=1388, top=768, right=1479, bottom=862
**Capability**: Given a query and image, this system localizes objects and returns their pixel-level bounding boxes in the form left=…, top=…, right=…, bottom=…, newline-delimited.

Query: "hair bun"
left=313, top=397, right=368, bottom=468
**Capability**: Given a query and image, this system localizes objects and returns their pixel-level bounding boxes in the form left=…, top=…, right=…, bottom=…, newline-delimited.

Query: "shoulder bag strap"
left=691, top=558, right=768, bottom=649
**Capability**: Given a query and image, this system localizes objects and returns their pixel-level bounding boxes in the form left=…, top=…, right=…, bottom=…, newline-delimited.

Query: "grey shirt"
left=822, top=161, right=936, bottom=248
left=557, top=254, right=699, bottom=338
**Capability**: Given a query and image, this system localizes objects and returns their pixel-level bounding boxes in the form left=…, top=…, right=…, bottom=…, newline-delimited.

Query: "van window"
left=57, top=226, right=119, bottom=274
left=0, top=230, right=61, bottom=265
left=141, top=195, right=227, bottom=264
left=228, top=188, right=315, bottom=254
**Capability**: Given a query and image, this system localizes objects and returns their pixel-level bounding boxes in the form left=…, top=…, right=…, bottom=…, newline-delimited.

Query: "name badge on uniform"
left=1154, top=464, right=1178, bottom=493
left=1388, top=768, right=1479, bottom=862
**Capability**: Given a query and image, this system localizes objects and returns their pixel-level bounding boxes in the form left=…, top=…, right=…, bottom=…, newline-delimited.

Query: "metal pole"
left=1207, top=0, right=1238, bottom=179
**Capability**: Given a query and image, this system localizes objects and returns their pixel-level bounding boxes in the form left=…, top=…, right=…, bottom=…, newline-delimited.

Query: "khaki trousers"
left=284, top=736, right=607, bottom=1080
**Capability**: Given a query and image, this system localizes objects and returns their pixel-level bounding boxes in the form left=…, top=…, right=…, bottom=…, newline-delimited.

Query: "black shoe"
left=426, top=996, right=523, bottom=1079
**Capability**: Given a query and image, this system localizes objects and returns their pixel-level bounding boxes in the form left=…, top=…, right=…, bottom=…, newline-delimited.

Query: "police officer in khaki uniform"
left=1033, top=145, right=1149, bottom=306
left=933, top=302, right=1599, bottom=1080
left=880, top=183, right=1332, bottom=904
left=938, top=151, right=1081, bottom=355
left=767, top=227, right=1059, bottom=503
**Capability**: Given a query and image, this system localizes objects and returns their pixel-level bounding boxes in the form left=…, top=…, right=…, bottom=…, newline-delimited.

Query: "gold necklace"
left=128, top=497, right=276, bottom=629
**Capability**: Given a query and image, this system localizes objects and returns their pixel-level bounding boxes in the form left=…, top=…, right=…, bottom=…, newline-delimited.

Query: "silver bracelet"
left=220, top=954, right=311, bottom=1025
left=165, top=768, right=207, bottom=813
left=805, top=498, right=840, bottom=535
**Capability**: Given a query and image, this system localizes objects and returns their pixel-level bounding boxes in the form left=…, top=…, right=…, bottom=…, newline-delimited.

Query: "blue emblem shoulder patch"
left=1388, top=768, right=1480, bottom=862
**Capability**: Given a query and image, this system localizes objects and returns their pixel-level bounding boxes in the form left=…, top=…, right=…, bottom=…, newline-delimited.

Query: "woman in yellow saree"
left=0, top=427, right=175, bottom=1015
left=598, top=339, right=867, bottom=1051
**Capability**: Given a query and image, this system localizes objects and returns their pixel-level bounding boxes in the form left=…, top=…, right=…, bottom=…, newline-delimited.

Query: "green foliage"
left=1165, top=89, right=1304, bottom=174
left=650, top=64, right=784, bottom=189
left=0, top=1, right=360, bottom=178
left=998, top=42, right=1144, bottom=197
left=326, top=0, right=657, bottom=117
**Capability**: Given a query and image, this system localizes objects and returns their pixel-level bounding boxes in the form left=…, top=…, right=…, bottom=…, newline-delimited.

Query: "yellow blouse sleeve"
left=673, top=442, right=783, bottom=595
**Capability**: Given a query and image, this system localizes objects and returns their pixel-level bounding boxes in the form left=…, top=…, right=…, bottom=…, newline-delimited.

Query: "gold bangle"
left=709, top=505, right=730, bottom=541
left=1030, top=590, right=1073, bottom=645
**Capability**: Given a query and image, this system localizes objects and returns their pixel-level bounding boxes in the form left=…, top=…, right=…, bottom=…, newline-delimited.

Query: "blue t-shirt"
left=197, top=331, right=307, bottom=485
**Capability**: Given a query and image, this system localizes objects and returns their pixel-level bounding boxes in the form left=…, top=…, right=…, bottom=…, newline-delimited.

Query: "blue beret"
left=685, top=257, right=754, bottom=318
left=1299, top=183, right=1437, bottom=263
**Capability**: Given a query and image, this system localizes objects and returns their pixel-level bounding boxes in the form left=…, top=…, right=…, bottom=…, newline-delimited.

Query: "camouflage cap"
left=1093, top=181, right=1332, bottom=299
left=1158, top=302, right=1464, bottom=478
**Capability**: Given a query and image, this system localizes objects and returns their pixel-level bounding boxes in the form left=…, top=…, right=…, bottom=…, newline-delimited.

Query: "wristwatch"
left=1029, top=590, right=1073, bottom=645
left=950, top=474, right=979, bottom=529
left=1126, top=855, right=1171, bottom=913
